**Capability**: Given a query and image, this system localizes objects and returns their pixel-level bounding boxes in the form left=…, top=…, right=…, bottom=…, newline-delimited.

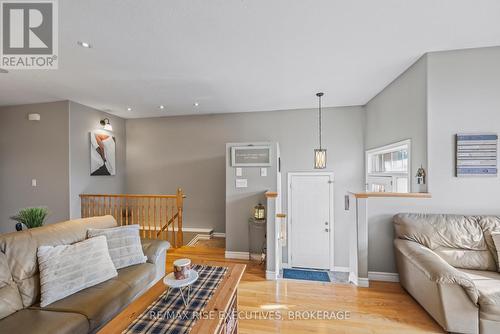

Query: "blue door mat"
left=283, top=268, right=331, bottom=282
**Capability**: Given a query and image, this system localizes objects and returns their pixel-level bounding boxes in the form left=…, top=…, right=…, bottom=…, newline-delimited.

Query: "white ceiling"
left=1, top=0, right=500, bottom=118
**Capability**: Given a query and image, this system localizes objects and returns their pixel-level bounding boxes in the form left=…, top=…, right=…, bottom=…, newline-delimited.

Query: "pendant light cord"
left=318, top=93, right=323, bottom=149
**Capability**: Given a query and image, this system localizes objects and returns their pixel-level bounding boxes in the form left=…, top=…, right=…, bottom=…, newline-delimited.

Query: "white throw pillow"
left=37, top=236, right=117, bottom=307
left=87, top=224, right=147, bottom=270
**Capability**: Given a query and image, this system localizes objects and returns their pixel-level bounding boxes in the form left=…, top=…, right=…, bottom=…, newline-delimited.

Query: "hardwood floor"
left=168, top=242, right=445, bottom=334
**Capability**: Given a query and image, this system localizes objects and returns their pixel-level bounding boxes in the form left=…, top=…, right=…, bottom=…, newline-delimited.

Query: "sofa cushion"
left=394, top=213, right=499, bottom=271
left=491, top=231, right=500, bottom=271
left=0, top=309, right=89, bottom=334
left=113, top=262, right=157, bottom=296
left=0, top=252, right=23, bottom=319
left=37, top=235, right=118, bottom=307
left=35, top=263, right=154, bottom=331
left=478, top=216, right=500, bottom=268
left=35, top=277, right=131, bottom=331
left=87, top=224, right=147, bottom=269
left=460, top=269, right=500, bottom=321
left=0, top=215, right=117, bottom=307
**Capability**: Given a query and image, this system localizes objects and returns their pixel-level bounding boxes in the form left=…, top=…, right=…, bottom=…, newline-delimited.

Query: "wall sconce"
left=100, top=118, right=113, bottom=131
left=416, top=165, right=426, bottom=184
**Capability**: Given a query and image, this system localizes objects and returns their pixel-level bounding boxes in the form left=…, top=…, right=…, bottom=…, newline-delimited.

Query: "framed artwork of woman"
left=90, top=131, right=116, bottom=176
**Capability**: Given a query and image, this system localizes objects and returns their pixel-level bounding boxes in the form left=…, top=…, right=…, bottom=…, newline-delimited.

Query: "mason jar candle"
left=173, top=258, right=191, bottom=280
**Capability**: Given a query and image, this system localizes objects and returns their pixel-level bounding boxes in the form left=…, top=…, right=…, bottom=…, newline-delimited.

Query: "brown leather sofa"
left=394, top=213, right=500, bottom=334
left=0, top=215, right=170, bottom=334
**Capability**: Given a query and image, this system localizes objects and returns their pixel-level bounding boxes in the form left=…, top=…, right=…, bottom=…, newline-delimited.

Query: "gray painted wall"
left=126, top=106, right=365, bottom=267
left=0, top=101, right=70, bottom=233
left=68, top=102, right=127, bottom=218
left=225, top=142, right=278, bottom=254
left=365, top=55, right=428, bottom=193
left=366, top=46, right=500, bottom=274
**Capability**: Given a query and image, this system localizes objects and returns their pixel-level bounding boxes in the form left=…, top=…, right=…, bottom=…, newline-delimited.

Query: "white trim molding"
left=186, top=234, right=211, bottom=246
left=266, top=270, right=277, bottom=280
left=357, top=277, right=369, bottom=287
left=368, top=271, right=400, bottom=282
left=225, top=251, right=250, bottom=260
left=333, top=266, right=350, bottom=272
left=212, top=232, right=226, bottom=238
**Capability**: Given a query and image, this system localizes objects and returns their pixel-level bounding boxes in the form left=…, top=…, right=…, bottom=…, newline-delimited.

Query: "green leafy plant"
left=10, top=207, right=49, bottom=229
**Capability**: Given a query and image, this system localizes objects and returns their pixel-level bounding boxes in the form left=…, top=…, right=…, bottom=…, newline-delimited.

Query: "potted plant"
left=11, top=207, right=49, bottom=231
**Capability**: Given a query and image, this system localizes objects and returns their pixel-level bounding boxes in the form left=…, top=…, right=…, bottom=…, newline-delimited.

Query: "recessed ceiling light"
left=159, top=105, right=165, bottom=110
left=127, top=107, right=132, bottom=111
left=193, top=102, right=199, bottom=107
left=77, top=41, right=92, bottom=48
left=0, top=68, right=8, bottom=74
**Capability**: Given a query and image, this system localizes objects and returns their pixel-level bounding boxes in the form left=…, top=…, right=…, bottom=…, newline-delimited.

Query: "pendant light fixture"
left=314, top=92, right=327, bottom=169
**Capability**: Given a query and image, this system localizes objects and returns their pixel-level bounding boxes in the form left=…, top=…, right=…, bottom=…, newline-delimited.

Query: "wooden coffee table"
left=98, top=262, right=246, bottom=334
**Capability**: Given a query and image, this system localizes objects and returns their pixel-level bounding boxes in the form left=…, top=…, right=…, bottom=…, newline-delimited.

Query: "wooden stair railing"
left=79, top=188, right=185, bottom=248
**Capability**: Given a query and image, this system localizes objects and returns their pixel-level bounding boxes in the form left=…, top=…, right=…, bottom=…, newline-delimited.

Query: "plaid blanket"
left=123, top=265, right=228, bottom=334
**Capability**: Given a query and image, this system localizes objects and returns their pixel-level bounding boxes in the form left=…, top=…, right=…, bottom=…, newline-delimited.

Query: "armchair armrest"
left=141, top=239, right=170, bottom=264
left=394, top=238, right=479, bottom=304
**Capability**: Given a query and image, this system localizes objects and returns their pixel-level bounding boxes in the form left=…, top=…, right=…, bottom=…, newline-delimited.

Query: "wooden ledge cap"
left=265, top=192, right=278, bottom=198
left=350, top=192, right=432, bottom=199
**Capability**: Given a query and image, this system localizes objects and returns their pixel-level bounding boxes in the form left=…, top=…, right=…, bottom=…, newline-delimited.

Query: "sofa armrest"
left=394, top=238, right=479, bottom=304
left=141, top=239, right=170, bottom=265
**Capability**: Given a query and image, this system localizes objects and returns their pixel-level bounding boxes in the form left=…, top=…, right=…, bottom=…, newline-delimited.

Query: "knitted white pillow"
left=87, top=224, right=147, bottom=270
left=37, top=236, right=117, bottom=307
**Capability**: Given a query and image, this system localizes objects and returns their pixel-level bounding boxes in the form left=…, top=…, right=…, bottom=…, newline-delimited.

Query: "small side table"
left=163, top=269, right=199, bottom=306
left=248, top=218, right=266, bottom=265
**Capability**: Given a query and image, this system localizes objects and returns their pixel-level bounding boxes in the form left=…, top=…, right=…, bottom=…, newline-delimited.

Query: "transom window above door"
left=366, top=140, right=411, bottom=193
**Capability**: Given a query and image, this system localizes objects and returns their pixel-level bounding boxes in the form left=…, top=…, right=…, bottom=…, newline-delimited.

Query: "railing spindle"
left=158, top=198, right=162, bottom=241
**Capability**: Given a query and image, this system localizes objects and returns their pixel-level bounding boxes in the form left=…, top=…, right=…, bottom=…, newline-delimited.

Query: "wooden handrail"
left=80, top=188, right=185, bottom=248
left=157, top=212, right=179, bottom=237
left=79, top=193, right=186, bottom=199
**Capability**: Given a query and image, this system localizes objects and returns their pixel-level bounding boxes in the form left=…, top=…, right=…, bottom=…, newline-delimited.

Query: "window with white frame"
left=366, top=140, right=411, bottom=193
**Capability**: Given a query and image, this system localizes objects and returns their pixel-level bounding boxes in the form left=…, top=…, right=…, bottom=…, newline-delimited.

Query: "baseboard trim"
left=212, top=232, right=226, bottom=238
left=225, top=251, right=250, bottom=260
left=186, top=233, right=211, bottom=246
left=368, top=271, right=400, bottom=282
left=266, top=270, right=277, bottom=280
left=357, top=277, right=369, bottom=287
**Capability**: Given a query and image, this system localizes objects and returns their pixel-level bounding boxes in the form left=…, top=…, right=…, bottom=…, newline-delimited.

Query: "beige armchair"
left=394, top=213, right=500, bottom=334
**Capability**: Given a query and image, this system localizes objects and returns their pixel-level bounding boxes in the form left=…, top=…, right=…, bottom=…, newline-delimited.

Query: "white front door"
left=289, top=173, right=334, bottom=270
